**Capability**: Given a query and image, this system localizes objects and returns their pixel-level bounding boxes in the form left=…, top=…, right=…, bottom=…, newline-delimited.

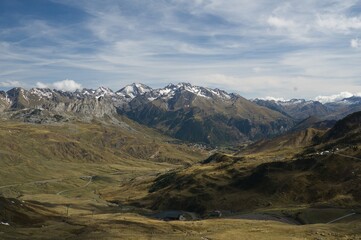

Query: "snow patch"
left=278, top=99, right=308, bottom=106
left=95, top=87, right=114, bottom=98
left=30, top=88, right=53, bottom=99
left=1, top=222, right=10, bottom=226
left=146, top=82, right=234, bottom=101
left=258, top=96, right=289, bottom=102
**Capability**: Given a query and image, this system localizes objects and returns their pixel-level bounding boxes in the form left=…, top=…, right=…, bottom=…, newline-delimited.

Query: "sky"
left=1, top=0, right=361, bottom=99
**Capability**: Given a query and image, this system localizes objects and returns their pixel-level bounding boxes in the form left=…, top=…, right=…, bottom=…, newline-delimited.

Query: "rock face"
left=1, top=87, right=118, bottom=122
left=0, top=90, right=11, bottom=112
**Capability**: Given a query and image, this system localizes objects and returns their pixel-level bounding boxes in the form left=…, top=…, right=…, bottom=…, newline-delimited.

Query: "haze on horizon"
left=1, top=0, right=361, bottom=99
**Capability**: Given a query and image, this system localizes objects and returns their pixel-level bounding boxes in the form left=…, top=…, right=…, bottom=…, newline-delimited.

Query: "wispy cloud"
left=0, top=80, right=24, bottom=88
left=317, top=14, right=361, bottom=33
left=1, top=0, right=361, bottom=99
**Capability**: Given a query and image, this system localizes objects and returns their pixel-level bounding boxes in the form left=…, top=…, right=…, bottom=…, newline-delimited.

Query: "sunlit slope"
left=0, top=119, right=207, bottom=187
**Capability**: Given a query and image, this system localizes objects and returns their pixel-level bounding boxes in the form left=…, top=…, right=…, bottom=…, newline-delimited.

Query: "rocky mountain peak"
left=116, top=83, right=152, bottom=99
left=149, top=82, right=234, bottom=102
left=29, top=88, right=55, bottom=99
left=95, top=86, right=115, bottom=98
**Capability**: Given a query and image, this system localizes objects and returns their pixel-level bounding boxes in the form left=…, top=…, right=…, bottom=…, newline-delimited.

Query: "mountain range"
left=1, top=82, right=361, bottom=145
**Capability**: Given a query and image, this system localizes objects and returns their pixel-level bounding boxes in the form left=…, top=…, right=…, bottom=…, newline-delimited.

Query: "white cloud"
left=317, top=14, right=361, bottom=32
left=35, top=82, right=48, bottom=88
left=36, top=79, right=82, bottom=91
left=53, top=79, right=82, bottom=91
left=0, top=80, right=23, bottom=87
left=351, top=38, right=361, bottom=48
left=267, top=16, right=295, bottom=29
left=197, top=73, right=299, bottom=97
left=315, top=91, right=358, bottom=103
left=266, top=15, right=312, bottom=42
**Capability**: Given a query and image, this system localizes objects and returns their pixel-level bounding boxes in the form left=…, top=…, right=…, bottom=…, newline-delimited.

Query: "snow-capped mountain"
left=116, top=83, right=152, bottom=99
left=142, top=82, right=236, bottom=102
left=94, top=87, right=115, bottom=98
left=315, top=92, right=361, bottom=104
left=277, top=99, right=315, bottom=106
left=123, top=82, right=292, bottom=144
left=252, top=98, right=330, bottom=120
left=2, top=82, right=361, bottom=144
left=29, top=88, right=54, bottom=99
left=339, top=96, right=361, bottom=105
left=253, top=93, right=361, bottom=121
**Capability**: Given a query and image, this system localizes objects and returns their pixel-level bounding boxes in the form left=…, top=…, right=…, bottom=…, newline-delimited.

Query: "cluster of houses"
left=316, top=148, right=339, bottom=156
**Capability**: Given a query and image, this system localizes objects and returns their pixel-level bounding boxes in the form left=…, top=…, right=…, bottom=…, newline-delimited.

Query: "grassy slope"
left=1, top=115, right=361, bottom=239
left=0, top=119, right=207, bottom=197
left=0, top=197, right=360, bottom=240
left=131, top=149, right=361, bottom=213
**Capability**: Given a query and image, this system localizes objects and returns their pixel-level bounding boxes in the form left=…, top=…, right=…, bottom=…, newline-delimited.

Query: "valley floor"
left=0, top=163, right=360, bottom=240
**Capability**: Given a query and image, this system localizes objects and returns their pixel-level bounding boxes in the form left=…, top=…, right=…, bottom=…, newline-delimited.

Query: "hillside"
left=0, top=119, right=208, bottom=189
left=109, top=111, right=361, bottom=222
left=321, top=111, right=361, bottom=144
left=128, top=152, right=361, bottom=214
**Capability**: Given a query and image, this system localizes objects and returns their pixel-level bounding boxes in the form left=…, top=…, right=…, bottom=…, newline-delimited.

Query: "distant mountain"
left=116, top=83, right=152, bottom=99
left=2, top=83, right=361, bottom=145
left=322, top=96, right=361, bottom=120
left=252, top=98, right=331, bottom=120
left=122, top=82, right=293, bottom=145
left=253, top=96, right=361, bottom=121
left=0, top=83, right=295, bottom=145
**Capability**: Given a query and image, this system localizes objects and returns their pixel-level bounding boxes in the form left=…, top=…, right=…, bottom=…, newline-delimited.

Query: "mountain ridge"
left=1, top=82, right=361, bottom=145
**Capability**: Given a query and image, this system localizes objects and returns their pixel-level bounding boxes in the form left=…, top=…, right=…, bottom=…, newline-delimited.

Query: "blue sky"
left=1, top=0, right=361, bottom=99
